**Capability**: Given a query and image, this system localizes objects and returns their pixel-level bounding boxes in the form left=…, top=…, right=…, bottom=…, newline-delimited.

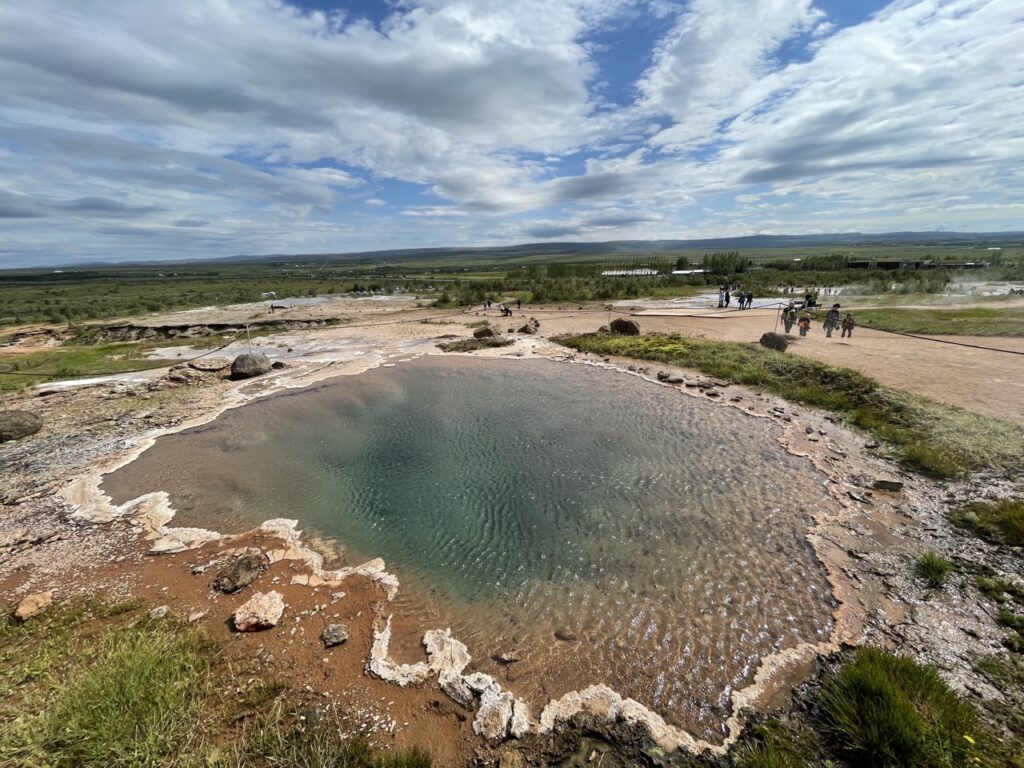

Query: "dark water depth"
left=103, top=356, right=837, bottom=737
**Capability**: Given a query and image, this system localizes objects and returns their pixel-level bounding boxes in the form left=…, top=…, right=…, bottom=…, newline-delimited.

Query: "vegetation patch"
left=850, top=306, right=1024, bottom=337
left=817, top=648, right=983, bottom=768
left=915, top=552, right=953, bottom=588
left=0, top=601, right=432, bottom=768
left=949, top=499, right=1024, bottom=547
left=554, top=333, right=1024, bottom=477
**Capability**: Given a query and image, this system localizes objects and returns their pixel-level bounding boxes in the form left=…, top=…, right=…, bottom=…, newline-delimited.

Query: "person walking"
left=841, top=313, right=855, bottom=338
left=824, top=303, right=841, bottom=338
left=516, top=298, right=522, bottom=310
left=798, top=313, right=811, bottom=337
left=724, top=289, right=731, bottom=308
left=718, top=287, right=725, bottom=308
left=782, top=301, right=797, bottom=333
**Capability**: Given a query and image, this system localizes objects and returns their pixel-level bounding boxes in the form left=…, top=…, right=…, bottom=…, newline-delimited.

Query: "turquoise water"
left=104, top=356, right=837, bottom=736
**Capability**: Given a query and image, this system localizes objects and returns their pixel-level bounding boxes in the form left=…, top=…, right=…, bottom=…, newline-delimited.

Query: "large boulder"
left=230, top=353, right=272, bottom=380
left=609, top=318, right=640, bottom=336
left=759, top=332, right=789, bottom=352
left=517, top=324, right=536, bottom=335
left=232, top=590, right=285, bottom=632
left=0, top=411, right=43, bottom=443
left=473, top=326, right=495, bottom=339
left=211, top=553, right=267, bottom=594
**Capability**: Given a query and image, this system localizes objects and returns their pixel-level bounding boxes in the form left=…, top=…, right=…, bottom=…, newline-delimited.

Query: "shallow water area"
left=103, top=356, right=838, bottom=738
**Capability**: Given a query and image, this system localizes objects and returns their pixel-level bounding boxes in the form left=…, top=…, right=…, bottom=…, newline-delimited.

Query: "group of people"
left=717, top=287, right=755, bottom=309
left=781, top=301, right=855, bottom=338
left=483, top=298, right=521, bottom=316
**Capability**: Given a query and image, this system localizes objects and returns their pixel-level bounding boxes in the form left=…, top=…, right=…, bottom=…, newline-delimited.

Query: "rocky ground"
left=1, top=301, right=1022, bottom=766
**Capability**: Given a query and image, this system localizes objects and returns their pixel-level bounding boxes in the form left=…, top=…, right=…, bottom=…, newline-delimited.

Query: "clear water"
left=103, top=356, right=837, bottom=737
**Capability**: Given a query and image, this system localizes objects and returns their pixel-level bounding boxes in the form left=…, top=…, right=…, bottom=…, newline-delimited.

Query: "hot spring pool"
left=103, top=356, right=838, bottom=737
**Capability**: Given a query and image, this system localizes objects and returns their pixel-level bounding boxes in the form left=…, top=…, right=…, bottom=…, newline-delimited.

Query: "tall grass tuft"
left=817, top=648, right=980, bottom=768
left=915, top=552, right=953, bottom=588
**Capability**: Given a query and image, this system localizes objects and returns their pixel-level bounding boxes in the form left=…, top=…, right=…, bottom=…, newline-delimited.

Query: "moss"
left=554, top=333, right=1024, bottom=478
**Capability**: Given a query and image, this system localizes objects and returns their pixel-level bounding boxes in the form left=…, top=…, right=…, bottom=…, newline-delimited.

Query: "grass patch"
left=0, top=601, right=433, bottom=768
left=817, top=648, right=984, bottom=768
left=554, top=332, right=1024, bottom=477
left=732, top=721, right=813, bottom=768
left=949, top=500, right=1024, bottom=546
left=975, top=575, right=1024, bottom=603
left=915, top=552, right=953, bottom=588
left=217, top=708, right=431, bottom=768
left=851, top=306, right=1024, bottom=337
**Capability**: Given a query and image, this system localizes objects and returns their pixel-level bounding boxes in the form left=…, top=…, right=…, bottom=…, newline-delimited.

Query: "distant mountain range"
left=224, top=231, right=1024, bottom=265
left=49, top=230, right=1024, bottom=269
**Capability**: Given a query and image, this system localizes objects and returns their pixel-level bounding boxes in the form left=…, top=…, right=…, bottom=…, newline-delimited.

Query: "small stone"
left=805, top=425, right=815, bottom=434
left=232, top=590, right=285, bottom=632
left=14, top=590, right=53, bottom=621
left=187, top=610, right=208, bottom=623
left=554, top=627, right=577, bottom=642
left=872, top=478, right=904, bottom=492
left=320, top=624, right=349, bottom=648
left=149, top=605, right=169, bottom=620
left=492, top=651, right=521, bottom=665
left=656, top=371, right=670, bottom=382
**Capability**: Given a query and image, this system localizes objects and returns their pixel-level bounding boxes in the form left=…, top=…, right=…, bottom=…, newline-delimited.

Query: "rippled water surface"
left=104, top=356, right=837, bottom=737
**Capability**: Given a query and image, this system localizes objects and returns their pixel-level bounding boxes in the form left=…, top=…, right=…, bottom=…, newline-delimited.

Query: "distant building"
left=260, top=291, right=277, bottom=299
left=671, top=269, right=707, bottom=275
left=601, top=268, right=659, bottom=276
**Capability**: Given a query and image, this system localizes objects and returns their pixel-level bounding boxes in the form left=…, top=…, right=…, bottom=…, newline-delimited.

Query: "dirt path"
left=516, top=306, right=1024, bottom=424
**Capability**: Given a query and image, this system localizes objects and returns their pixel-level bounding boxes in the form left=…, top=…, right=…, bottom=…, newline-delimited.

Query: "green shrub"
left=914, top=552, right=953, bottom=588
left=817, top=648, right=982, bottom=768
left=949, top=500, right=1024, bottom=546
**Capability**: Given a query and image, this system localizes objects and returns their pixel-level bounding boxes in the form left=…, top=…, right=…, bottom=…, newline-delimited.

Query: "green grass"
left=851, top=306, right=1024, bottom=337
left=817, top=648, right=984, bottom=768
left=975, top=575, right=1024, bottom=603
left=0, top=601, right=432, bottom=768
left=949, top=500, right=1024, bottom=546
left=732, top=721, right=812, bottom=768
left=915, top=552, right=953, bottom=588
left=554, top=333, right=1024, bottom=477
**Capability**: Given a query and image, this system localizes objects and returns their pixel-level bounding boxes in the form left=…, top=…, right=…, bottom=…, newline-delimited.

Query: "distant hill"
left=224, top=231, right=1024, bottom=266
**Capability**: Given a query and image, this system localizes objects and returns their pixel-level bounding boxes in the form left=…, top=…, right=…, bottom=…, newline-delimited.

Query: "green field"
left=849, top=306, right=1024, bottom=336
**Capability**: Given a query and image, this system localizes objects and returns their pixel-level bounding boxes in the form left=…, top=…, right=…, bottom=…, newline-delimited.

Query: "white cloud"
left=0, top=0, right=1021, bottom=265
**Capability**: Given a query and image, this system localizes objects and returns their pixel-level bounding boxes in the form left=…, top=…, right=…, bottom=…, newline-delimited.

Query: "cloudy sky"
left=1, top=0, right=1022, bottom=266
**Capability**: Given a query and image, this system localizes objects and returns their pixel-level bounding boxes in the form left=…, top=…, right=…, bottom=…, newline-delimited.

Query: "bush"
left=915, top=552, right=953, bottom=588
left=817, top=648, right=982, bottom=768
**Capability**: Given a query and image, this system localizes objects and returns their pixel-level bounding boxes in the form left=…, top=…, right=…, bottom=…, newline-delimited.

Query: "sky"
left=0, top=0, right=1022, bottom=267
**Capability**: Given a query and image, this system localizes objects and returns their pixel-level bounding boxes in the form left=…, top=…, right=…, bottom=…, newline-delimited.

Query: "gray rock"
left=188, top=357, right=230, bottom=372
left=230, top=353, right=272, bottom=380
left=609, top=318, right=640, bottom=336
left=492, top=651, right=521, bottom=665
left=211, top=553, right=267, bottom=594
left=0, top=411, right=43, bottom=443
left=473, top=326, right=496, bottom=339
left=554, top=626, right=578, bottom=642
left=232, top=590, right=285, bottom=631
left=759, top=332, right=789, bottom=352
left=873, top=478, right=904, bottom=492
left=517, top=324, right=536, bottom=335
left=656, top=371, right=670, bottom=381
left=598, top=325, right=610, bottom=333
left=149, top=605, right=169, bottom=619
left=320, top=623, right=349, bottom=648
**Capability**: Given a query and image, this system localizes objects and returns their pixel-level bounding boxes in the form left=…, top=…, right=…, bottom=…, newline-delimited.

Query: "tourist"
left=798, top=313, right=811, bottom=337
left=718, top=286, right=725, bottom=308
left=746, top=292, right=754, bottom=309
left=824, top=303, right=841, bottom=338
left=782, top=301, right=797, bottom=333
left=724, top=289, right=731, bottom=308
left=841, top=313, right=855, bottom=338
left=804, top=291, right=813, bottom=309
left=516, top=298, right=522, bottom=310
